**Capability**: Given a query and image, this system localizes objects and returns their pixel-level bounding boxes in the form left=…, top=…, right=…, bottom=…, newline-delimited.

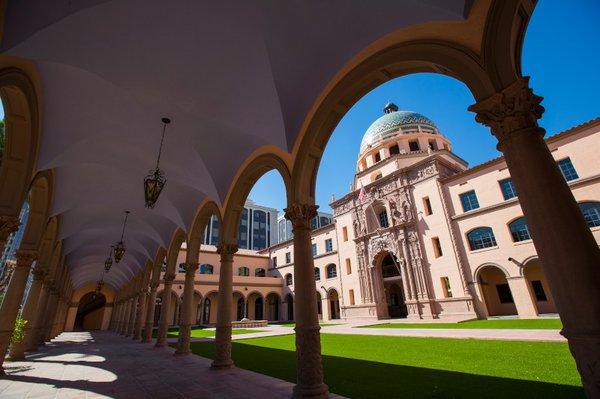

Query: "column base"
left=292, top=382, right=329, bottom=398
left=563, top=330, right=600, bottom=398
left=210, top=359, right=234, bottom=370
left=174, top=349, right=191, bottom=356
left=154, top=342, right=167, bottom=348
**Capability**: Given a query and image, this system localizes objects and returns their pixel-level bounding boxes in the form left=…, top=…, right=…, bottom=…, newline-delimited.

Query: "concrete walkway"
left=0, top=331, right=344, bottom=399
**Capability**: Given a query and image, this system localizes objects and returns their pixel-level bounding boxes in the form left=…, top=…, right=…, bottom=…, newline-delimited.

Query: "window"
left=238, top=266, right=249, bottom=276
left=389, top=144, right=399, bottom=155
left=496, top=284, right=514, bottom=304
left=285, top=252, right=291, bottom=264
left=423, top=197, right=433, bottom=215
left=431, top=237, right=443, bottom=258
left=342, top=226, right=348, bottom=241
left=509, top=217, right=531, bottom=242
left=459, top=190, right=480, bottom=212
left=557, top=158, right=579, bottom=181
left=580, top=202, right=600, bottom=227
left=177, top=263, right=186, bottom=273
left=199, top=264, right=213, bottom=274
left=345, top=258, right=352, bottom=275
left=498, top=178, right=517, bottom=200
left=373, top=173, right=383, bottom=181
left=374, top=152, right=381, bottom=162
left=255, top=268, right=266, bottom=277
left=441, top=277, right=452, bottom=298
left=285, top=273, right=293, bottom=286
left=320, top=216, right=331, bottom=227
left=409, top=141, right=420, bottom=151
left=378, top=210, right=389, bottom=228
left=252, top=210, right=267, bottom=250
left=326, top=264, right=337, bottom=278
left=325, top=238, right=333, bottom=252
left=467, top=227, right=497, bottom=250
left=314, top=267, right=320, bottom=281
left=310, top=217, right=318, bottom=230
left=428, top=140, right=437, bottom=150
left=238, top=207, right=249, bottom=249
left=311, top=243, right=317, bottom=257
left=530, top=280, right=547, bottom=301
left=349, top=289, right=355, bottom=306
left=272, top=256, right=277, bottom=268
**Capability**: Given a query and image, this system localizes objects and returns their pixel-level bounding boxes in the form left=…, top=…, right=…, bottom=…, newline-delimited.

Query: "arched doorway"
left=328, top=289, right=340, bottom=320
left=203, top=298, right=211, bottom=324
left=266, top=293, right=280, bottom=321
left=477, top=265, right=517, bottom=316
left=193, top=292, right=202, bottom=325
left=75, top=292, right=107, bottom=330
left=246, top=292, right=264, bottom=320
left=316, top=291, right=323, bottom=320
left=254, top=297, right=264, bottom=320
left=387, top=283, right=408, bottom=318
left=523, top=259, right=557, bottom=315
left=285, top=294, right=294, bottom=321
left=236, top=297, right=245, bottom=320
left=379, top=253, right=407, bottom=319
left=153, top=296, right=162, bottom=326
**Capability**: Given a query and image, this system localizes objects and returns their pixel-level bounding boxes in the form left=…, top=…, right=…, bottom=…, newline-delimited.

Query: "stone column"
left=285, top=202, right=329, bottom=398
left=125, top=297, right=135, bottom=337
left=9, top=266, right=46, bottom=360
left=211, top=243, right=237, bottom=369
left=43, top=290, right=59, bottom=342
left=155, top=272, right=175, bottom=347
left=34, top=283, right=55, bottom=347
left=0, top=215, right=20, bottom=255
left=27, top=280, right=51, bottom=351
left=0, top=249, right=37, bottom=372
left=176, top=262, right=199, bottom=355
left=118, top=297, right=129, bottom=335
left=469, top=77, right=600, bottom=398
left=507, top=276, right=538, bottom=318
left=133, top=290, right=147, bottom=340
left=143, top=281, right=159, bottom=342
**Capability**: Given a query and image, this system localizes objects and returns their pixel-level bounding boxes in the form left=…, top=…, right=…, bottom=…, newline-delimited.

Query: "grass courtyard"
left=361, top=318, right=563, bottom=330
left=189, top=333, right=582, bottom=399
left=151, top=325, right=262, bottom=339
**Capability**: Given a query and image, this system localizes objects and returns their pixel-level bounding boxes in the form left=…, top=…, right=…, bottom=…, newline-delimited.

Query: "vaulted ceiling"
left=1, top=0, right=470, bottom=288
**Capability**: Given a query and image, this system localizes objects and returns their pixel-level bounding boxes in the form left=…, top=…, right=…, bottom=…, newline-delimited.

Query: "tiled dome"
left=359, top=102, right=438, bottom=153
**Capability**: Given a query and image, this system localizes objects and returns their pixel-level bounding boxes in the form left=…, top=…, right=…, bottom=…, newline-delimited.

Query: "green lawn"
left=269, top=322, right=343, bottom=328
left=151, top=326, right=263, bottom=339
left=360, top=318, right=562, bottom=330
left=189, top=333, right=582, bottom=399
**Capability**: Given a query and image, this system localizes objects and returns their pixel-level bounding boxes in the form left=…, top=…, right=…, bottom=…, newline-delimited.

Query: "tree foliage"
left=11, top=313, right=27, bottom=345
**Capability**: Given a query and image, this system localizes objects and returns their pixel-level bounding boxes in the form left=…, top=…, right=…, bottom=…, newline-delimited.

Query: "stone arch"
left=187, top=198, right=222, bottom=264
left=327, top=288, right=340, bottom=320
left=0, top=67, right=41, bottom=218
left=164, top=228, right=186, bottom=275
left=202, top=290, right=219, bottom=324
left=246, top=291, right=264, bottom=320
left=266, top=292, right=281, bottom=322
left=284, top=293, right=294, bottom=321
left=521, top=257, right=557, bottom=315
left=474, top=263, right=517, bottom=317
left=19, top=170, right=54, bottom=252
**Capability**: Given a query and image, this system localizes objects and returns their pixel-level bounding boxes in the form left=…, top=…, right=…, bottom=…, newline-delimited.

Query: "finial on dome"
left=383, top=101, right=398, bottom=114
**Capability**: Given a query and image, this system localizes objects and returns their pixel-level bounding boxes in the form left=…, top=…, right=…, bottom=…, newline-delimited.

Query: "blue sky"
left=249, top=0, right=600, bottom=214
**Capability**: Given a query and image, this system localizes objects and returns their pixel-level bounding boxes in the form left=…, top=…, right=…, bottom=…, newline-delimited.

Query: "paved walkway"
left=0, top=331, right=343, bottom=399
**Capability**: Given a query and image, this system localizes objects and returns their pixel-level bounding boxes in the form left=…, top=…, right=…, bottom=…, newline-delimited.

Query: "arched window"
left=255, top=268, right=266, bottom=277
left=378, top=210, right=389, bottom=228
left=580, top=202, right=600, bottom=227
left=467, top=227, right=497, bottom=250
left=285, top=273, right=293, bottom=286
left=326, top=264, right=337, bottom=279
left=508, top=217, right=531, bottom=242
left=238, top=266, right=249, bottom=276
left=314, top=267, right=320, bottom=281
left=199, top=264, right=214, bottom=274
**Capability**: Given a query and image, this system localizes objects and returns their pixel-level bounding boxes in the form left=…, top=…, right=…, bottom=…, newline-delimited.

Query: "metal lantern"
left=113, top=211, right=130, bottom=264
left=95, top=279, right=104, bottom=293
left=104, top=246, right=113, bottom=272
left=144, top=117, right=170, bottom=208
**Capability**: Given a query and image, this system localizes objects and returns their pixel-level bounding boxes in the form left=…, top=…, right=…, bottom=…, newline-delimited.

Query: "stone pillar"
left=211, top=243, right=237, bottom=369
left=133, top=291, right=147, bottom=340
left=125, top=297, right=136, bottom=337
left=0, top=215, right=20, bottom=255
left=143, top=282, right=159, bottom=343
left=507, top=276, right=538, bottom=318
left=285, top=202, right=329, bottom=398
left=118, top=298, right=129, bottom=335
left=155, top=273, right=175, bottom=347
left=34, top=283, right=55, bottom=347
left=469, top=77, right=600, bottom=398
left=27, top=280, right=50, bottom=351
left=9, top=266, right=46, bottom=360
left=176, top=262, right=199, bottom=355
left=0, top=249, right=37, bottom=372
left=44, top=290, right=59, bottom=342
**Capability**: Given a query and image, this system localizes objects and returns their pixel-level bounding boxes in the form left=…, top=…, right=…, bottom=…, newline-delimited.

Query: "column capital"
left=217, top=243, right=238, bottom=260
left=0, top=215, right=20, bottom=240
left=163, top=272, right=176, bottom=283
left=468, top=77, right=545, bottom=145
left=15, top=249, right=37, bottom=267
left=284, top=202, right=318, bottom=230
left=32, top=266, right=48, bottom=281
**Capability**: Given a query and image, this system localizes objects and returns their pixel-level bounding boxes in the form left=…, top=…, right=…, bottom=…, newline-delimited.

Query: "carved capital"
left=0, top=215, right=20, bottom=240
left=163, top=273, right=176, bottom=283
left=284, top=202, right=318, bottom=230
left=469, top=77, right=544, bottom=144
left=217, top=243, right=238, bottom=261
left=15, top=249, right=37, bottom=268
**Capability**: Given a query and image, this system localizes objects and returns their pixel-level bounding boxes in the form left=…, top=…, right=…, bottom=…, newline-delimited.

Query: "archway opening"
left=285, top=293, right=294, bottom=321
left=233, top=292, right=245, bottom=321
left=477, top=266, right=517, bottom=317
left=75, top=291, right=107, bottom=330
left=266, top=293, right=280, bottom=321
left=247, top=292, right=264, bottom=320
left=328, top=289, right=340, bottom=320
left=378, top=252, right=407, bottom=319
left=523, top=259, right=557, bottom=315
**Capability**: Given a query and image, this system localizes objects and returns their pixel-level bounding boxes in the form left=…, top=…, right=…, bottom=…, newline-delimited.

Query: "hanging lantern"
left=95, top=279, right=104, bottom=294
left=113, top=211, right=130, bottom=264
left=104, top=246, right=113, bottom=272
left=144, top=117, right=170, bottom=208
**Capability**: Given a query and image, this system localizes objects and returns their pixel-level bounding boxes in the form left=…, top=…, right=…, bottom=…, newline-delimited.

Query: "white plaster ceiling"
left=1, top=0, right=469, bottom=288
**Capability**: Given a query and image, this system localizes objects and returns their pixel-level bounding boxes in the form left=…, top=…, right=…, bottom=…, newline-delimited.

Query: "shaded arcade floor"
left=0, top=331, right=305, bottom=399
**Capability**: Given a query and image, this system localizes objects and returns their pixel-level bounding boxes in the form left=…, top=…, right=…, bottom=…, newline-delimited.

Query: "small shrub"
left=11, top=315, right=27, bottom=345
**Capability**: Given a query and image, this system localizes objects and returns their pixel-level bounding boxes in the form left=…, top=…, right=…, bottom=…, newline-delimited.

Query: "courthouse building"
left=157, top=104, right=600, bottom=325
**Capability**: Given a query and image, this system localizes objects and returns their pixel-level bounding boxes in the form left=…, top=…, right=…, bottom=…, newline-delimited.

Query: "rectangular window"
left=459, top=190, right=480, bottom=212
left=272, top=256, right=277, bottom=268
left=432, top=237, right=443, bottom=258
left=409, top=141, right=420, bottom=151
left=557, top=158, right=579, bottom=181
left=342, top=226, right=348, bottom=242
left=285, top=252, right=291, bottom=264
left=345, top=258, right=352, bottom=275
left=325, top=238, right=333, bottom=253
left=496, top=284, right=514, bottom=304
left=441, top=277, right=452, bottom=298
left=428, top=140, right=437, bottom=150
left=423, top=197, right=433, bottom=215
left=499, top=178, right=517, bottom=200
left=349, top=289, right=355, bottom=306
left=530, top=280, right=548, bottom=301
left=374, top=152, right=381, bottom=162
left=311, top=243, right=317, bottom=257
left=389, top=144, right=400, bottom=155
